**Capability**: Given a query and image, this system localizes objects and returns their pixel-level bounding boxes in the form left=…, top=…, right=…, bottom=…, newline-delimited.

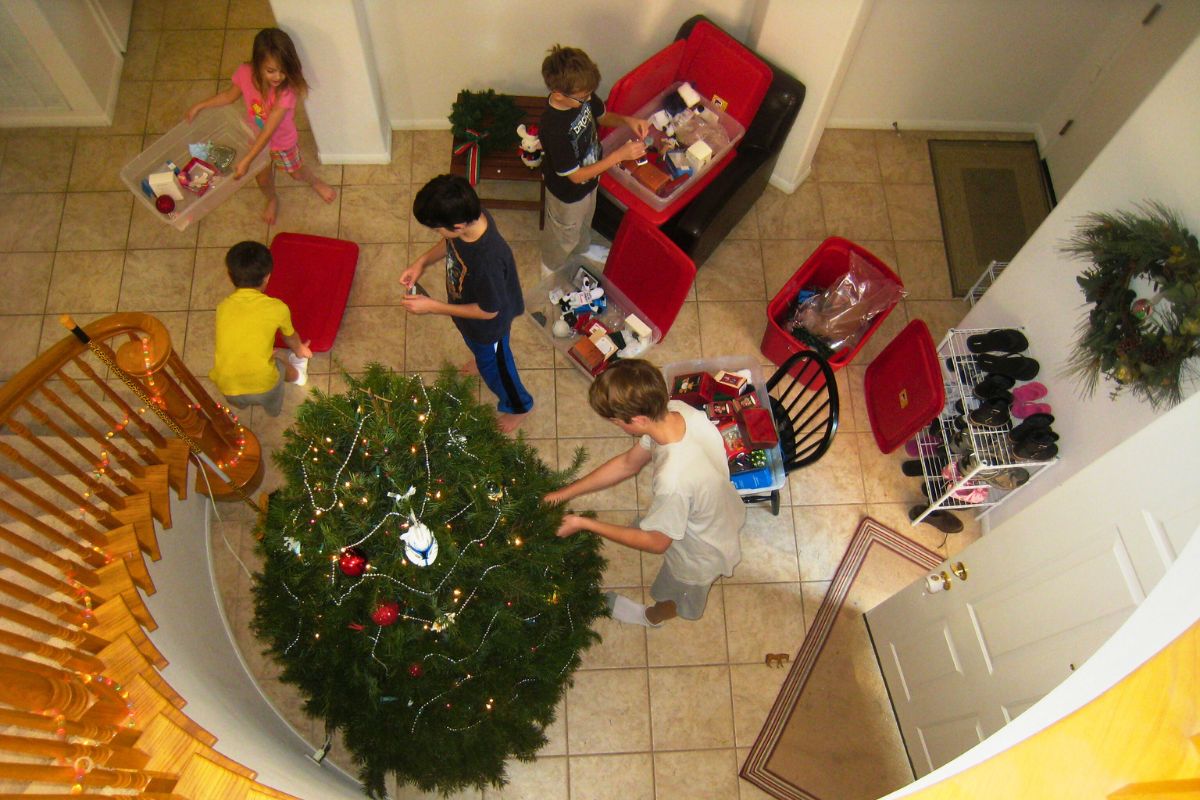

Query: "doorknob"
left=951, top=562, right=969, bottom=581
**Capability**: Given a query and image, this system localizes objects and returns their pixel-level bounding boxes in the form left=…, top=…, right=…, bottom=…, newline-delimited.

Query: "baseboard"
left=316, top=150, right=393, bottom=165
left=390, top=118, right=453, bottom=131
left=768, top=165, right=811, bottom=195
left=826, top=117, right=1042, bottom=138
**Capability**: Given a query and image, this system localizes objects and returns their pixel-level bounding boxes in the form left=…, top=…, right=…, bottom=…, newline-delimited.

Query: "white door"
left=866, top=392, right=1200, bottom=777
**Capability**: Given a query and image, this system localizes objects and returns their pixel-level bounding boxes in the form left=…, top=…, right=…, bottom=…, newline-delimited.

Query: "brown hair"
left=588, top=359, right=668, bottom=423
left=251, top=28, right=308, bottom=98
left=541, top=45, right=601, bottom=95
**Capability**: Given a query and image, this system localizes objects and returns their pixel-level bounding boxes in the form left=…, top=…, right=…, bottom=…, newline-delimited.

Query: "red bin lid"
left=863, top=320, right=944, bottom=453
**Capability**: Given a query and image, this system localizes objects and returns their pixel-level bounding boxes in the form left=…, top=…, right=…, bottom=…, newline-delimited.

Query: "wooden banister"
left=0, top=578, right=88, bottom=627
left=0, top=707, right=121, bottom=743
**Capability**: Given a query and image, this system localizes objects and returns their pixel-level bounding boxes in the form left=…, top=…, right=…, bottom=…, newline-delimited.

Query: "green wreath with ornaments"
left=449, top=89, right=523, bottom=156
left=1063, top=201, right=1200, bottom=409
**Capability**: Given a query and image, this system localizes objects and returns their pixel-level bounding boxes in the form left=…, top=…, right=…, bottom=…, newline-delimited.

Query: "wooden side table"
left=449, top=95, right=546, bottom=230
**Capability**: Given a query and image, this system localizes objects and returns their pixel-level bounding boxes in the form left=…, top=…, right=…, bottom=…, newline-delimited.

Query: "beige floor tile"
left=295, top=131, right=344, bottom=187
left=886, top=183, right=943, bottom=241
left=348, top=242, right=407, bottom=307
left=696, top=239, right=765, bottom=302
left=754, top=183, right=825, bottom=240
left=539, top=696, right=567, bottom=756
left=858, top=432, right=915, bottom=504
left=131, top=0, right=165, bottom=30
left=0, top=192, right=64, bottom=251
left=189, top=247, right=230, bottom=308
left=853, top=301, right=909, bottom=364
left=723, top=582, right=807, bottom=664
left=698, top=300, right=773, bottom=367
left=580, top=606, right=647, bottom=670
left=792, top=503, right=868, bottom=582
left=226, top=0, right=274, bottom=28
left=760, top=238, right=823, bottom=298
left=569, top=752, right=654, bottom=800
left=0, top=315, right=45, bottom=381
left=404, top=312, right=471, bottom=371
left=0, top=253, right=54, bottom=314
left=219, top=29, right=257, bottom=80
left=101, top=80, right=154, bottom=137
left=787, top=430, right=865, bottom=506
left=905, top=299, right=969, bottom=344
left=894, top=239, right=953, bottom=300
left=46, top=251, right=125, bottom=312
left=483, top=756, right=567, bottom=799
left=155, top=28, right=225, bottom=80
left=875, top=129, right=935, bottom=184
left=812, top=128, right=881, bottom=183
left=726, top=204, right=759, bottom=240
left=556, top=438, right=638, bottom=511
left=266, top=185, right=342, bottom=239
left=737, top=747, right=778, bottom=799
left=70, top=136, right=144, bottom=192
left=595, top=513, right=643, bottom=588
left=0, top=135, right=75, bottom=193
left=58, top=193, right=132, bottom=251
left=649, top=664, right=734, bottom=749
left=412, top=130, right=453, bottom=185
left=729, top=662, right=790, bottom=747
left=726, top=506, right=799, bottom=584
left=649, top=300, right=703, bottom=366
left=644, top=586, right=728, bottom=667
left=653, top=749, right=739, bottom=799
left=119, top=248, right=196, bottom=311
left=181, top=308, right=215, bottom=376
left=329, top=305, right=405, bottom=372
left=566, top=667, right=651, bottom=754
left=392, top=781, right=481, bottom=800
left=554, top=369, right=611, bottom=438
left=196, top=184, right=269, bottom=247
left=513, top=367, right=555, bottom=438
left=146, top=80, right=219, bottom=134
left=122, top=29, right=161, bottom=81
left=339, top=184, right=411, bottom=244
left=162, top=0, right=228, bottom=29
left=343, top=130, right=414, bottom=185
left=819, top=182, right=893, bottom=241
left=128, top=199, right=199, bottom=249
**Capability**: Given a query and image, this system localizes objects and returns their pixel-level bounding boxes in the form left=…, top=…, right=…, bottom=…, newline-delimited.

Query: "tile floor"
left=0, top=1, right=1002, bottom=797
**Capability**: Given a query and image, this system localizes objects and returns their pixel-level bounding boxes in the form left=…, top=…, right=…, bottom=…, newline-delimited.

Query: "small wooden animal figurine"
left=764, top=652, right=790, bottom=669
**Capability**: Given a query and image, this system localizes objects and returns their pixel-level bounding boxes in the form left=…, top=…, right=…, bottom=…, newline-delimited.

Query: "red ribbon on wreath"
left=453, top=128, right=489, bottom=185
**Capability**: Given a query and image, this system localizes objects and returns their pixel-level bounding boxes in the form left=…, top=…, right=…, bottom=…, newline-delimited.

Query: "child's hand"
left=401, top=294, right=439, bottom=315
left=185, top=105, right=200, bottom=123
left=544, top=489, right=570, bottom=505
left=628, top=117, right=651, bottom=139
left=234, top=158, right=250, bottom=180
left=398, top=264, right=423, bottom=289
left=616, top=138, right=647, bottom=162
left=555, top=514, right=588, bottom=538
left=294, top=339, right=313, bottom=360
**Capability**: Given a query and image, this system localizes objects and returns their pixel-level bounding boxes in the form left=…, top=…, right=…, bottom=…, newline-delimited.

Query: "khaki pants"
left=540, top=189, right=596, bottom=270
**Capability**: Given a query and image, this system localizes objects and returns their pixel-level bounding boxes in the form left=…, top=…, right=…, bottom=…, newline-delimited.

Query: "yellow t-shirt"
left=210, top=288, right=296, bottom=396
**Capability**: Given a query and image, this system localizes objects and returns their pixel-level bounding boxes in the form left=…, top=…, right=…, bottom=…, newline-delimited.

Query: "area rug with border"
left=741, top=517, right=943, bottom=800
left=928, top=139, right=1053, bottom=297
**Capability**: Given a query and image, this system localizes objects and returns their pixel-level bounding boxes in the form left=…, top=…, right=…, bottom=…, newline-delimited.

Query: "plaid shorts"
left=271, top=145, right=303, bottom=174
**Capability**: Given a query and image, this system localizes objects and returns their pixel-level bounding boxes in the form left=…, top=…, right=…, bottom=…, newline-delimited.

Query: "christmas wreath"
left=252, top=365, right=605, bottom=796
left=449, top=90, right=524, bottom=184
left=1062, top=201, right=1200, bottom=409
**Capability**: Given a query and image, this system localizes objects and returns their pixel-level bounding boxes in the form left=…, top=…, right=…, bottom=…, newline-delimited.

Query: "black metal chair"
left=742, top=350, right=840, bottom=515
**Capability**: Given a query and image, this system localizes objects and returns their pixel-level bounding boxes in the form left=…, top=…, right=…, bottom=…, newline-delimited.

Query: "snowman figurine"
left=517, top=124, right=543, bottom=169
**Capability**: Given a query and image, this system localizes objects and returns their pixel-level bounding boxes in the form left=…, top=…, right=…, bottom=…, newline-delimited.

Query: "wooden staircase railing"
left=0, top=313, right=298, bottom=799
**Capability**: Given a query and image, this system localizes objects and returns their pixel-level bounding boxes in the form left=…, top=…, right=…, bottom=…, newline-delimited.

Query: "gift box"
left=741, top=407, right=779, bottom=447
left=713, top=369, right=750, bottom=398
left=706, top=400, right=736, bottom=421
left=670, top=372, right=717, bottom=408
left=733, top=393, right=760, bottom=412
left=569, top=338, right=605, bottom=374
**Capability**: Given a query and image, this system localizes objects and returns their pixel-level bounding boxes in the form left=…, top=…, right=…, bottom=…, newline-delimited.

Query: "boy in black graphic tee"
left=539, top=45, right=649, bottom=275
left=401, top=174, right=533, bottom=433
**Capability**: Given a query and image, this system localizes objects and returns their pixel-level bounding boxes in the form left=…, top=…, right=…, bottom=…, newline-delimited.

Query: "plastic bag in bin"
left=788, top=251, right=906, bottom=356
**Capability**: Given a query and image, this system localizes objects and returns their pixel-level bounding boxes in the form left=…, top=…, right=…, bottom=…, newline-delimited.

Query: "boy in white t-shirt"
left=545, top=359, right=746, bottom=626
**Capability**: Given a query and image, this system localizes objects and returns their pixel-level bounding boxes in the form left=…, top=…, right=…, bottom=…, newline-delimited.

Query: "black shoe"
left=977, top=353, right=1040, bottom=381
left=1009, top=413, right=1056, bottom=443
left=967, top=328, right=1029, bottom=354
left=1013, top=432, right=1059, bottom=461
left=973, top=373, right=1015, bottom=399
left=969, top=398, right=1011, bottom=428
left=909, top=504, right=964, bottom=533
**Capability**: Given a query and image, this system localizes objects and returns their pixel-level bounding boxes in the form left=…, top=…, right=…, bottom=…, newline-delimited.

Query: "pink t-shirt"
left=231, top=63, right=299, bottom=151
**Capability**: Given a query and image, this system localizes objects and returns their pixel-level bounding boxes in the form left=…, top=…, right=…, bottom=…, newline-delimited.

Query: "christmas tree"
left=251, top=364, right=606, bottom=796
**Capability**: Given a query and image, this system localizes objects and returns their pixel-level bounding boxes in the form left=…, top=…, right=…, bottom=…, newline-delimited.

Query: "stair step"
left=101, top=522, right=154, bottom=594
left=138, top=713, right=257, bottom=781
left=132, top=463, right=172, bottom=527
left=248, top=785, right=306, bottom=800
left=1109, top=778, right=1200, bottom=798
left=112, top=492, right=159, bottom=562
left=90, top=593, right=167, bottom=669
left=124, top=675, right=216, bottom=748
left=158, top=438, right=191, bottom=500
left=92, top=559, right=155, bottom=630
left=170, top=753, right=254, bottom=800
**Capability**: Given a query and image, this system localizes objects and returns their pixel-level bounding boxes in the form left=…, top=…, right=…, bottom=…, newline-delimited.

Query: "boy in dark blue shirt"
left=400, top=174, right=533, bottom=432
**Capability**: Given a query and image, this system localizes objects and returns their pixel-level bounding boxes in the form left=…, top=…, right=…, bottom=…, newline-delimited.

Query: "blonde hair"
left=588, top=360, right=668, bottom=422
left=541, top=45, right=601, bottom=95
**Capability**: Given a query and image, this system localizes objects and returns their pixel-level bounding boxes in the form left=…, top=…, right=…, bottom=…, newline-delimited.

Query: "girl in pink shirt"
left=186, top=28, right=336, bottom=224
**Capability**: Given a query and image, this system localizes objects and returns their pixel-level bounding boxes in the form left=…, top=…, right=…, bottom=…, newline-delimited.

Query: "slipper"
left=1012, top=381, right=1048, bottom=403
left=1012, top=401, right=1052, bottom=418
left=1009, top=413, right=1055, bottom=442
left=974, top=385, right=1013, bottom=404
left=981, top=467, right=1030, bottom=490
left=909, top=505, right=964, bottom=534
left=1013, top=432, right=1059, bottom=461
left=967, top=328, right=1029, bottom=354
left=969, top=398, right=1011, bottom=427
left=977, top=353, right=1040, bottom=381
left=974, top=374, right=1015, bottom=398
left=903, top=432, right=941, bottom=458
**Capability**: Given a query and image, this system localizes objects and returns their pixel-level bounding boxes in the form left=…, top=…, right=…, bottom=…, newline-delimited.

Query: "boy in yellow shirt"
left=210, top=241, right=312, bottom=417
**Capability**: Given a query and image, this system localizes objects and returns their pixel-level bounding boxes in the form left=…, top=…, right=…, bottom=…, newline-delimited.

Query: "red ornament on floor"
left=338, top=547, right=367, bottom=577
left=371, top=601, right=399, bottom=626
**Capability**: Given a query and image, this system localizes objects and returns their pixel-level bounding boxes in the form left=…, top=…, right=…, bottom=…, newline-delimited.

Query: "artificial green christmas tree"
left=251, top=365, right=605, bottom=796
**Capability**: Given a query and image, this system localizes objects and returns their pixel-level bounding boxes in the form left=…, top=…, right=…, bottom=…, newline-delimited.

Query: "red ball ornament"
left=155, top=195, right=175, bottom=214
left=371, top=601, right=399, bottom=626
left=338, top=547, right=367, bottom=577
left=408, top=663, right=423, bottom=678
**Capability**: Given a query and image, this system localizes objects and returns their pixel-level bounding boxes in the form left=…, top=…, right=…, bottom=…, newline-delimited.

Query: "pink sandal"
left=1012, top=381, right=1048, bottom=403
left=1012, top=400, right=1052, bottom=418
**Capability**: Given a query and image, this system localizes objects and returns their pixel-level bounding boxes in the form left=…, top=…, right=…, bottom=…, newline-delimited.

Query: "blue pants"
left=464, top=334, right=533, bottom=415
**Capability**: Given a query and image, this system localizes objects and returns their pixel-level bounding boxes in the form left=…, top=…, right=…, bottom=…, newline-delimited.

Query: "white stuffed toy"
left=517, top=123, right=543, bottom=169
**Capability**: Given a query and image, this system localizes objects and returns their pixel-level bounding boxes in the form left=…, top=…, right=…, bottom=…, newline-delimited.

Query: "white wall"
left=364, top=0, right=756, bottom=129
left=828, top=0, right=1129, bottom=139
left=963, top=32, right=1200, bottom=528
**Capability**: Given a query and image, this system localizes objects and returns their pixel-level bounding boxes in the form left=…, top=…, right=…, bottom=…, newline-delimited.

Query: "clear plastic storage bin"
left=119, top=105, right=270, bottom=231
left=661, top=356, right=786, bottom=496
left=600, top=81, right=745, bottom=213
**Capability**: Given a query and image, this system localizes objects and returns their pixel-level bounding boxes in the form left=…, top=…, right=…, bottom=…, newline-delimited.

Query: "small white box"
left=677, top=82, right=702, bottom=108
left=649, top=110, right=672, bottom=130
left=148, top=171, right=184, bottom=201
left=686, top=140, right=713, bottom=173
left=625, top=314, right=652, bottom=340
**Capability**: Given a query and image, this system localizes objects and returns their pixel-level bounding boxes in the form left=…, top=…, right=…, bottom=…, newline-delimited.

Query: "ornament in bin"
left=339, top=547, right=368, bottom=577
left=670, top=372, right=717, bottom=408
left=517, top=124, right=543, bottom=169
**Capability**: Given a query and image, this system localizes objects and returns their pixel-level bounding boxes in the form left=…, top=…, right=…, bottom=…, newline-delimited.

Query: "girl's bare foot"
left=315, top=180, right=337, bottom=203
left=496, top=412, right=529, bottom=434
left=458, top=359, right=480, bottom=376
left=262, top=196, right=279, bottom=225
